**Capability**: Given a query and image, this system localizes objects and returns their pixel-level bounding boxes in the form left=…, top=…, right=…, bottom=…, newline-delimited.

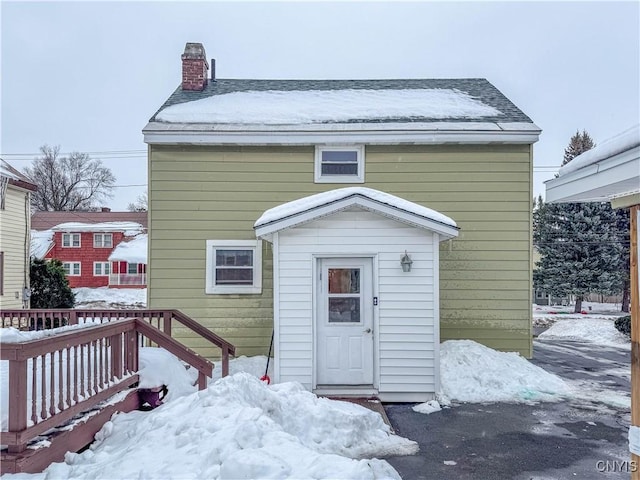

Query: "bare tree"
left=127, top=191, right=148, bottom=212
left=24, top=145, right=116, bottom=211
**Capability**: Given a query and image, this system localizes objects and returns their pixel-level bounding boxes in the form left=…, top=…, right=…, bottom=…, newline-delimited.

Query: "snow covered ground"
left=533, top=301, right=627, bottom=327
left=538, top=318, right=629, bottom=347
left=3, top=347, right=416, bottom=480
left=1, top=299, right=631, bottom=477
left=72, top=287, right=146, bottom=309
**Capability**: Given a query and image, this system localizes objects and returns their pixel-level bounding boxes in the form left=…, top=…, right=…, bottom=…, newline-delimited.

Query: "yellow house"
left=0, top=160, right=37, bottom=309
left=143, top=43, right=541, bottom=400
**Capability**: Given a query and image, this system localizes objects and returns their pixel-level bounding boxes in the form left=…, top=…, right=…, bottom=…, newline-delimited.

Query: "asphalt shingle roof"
left=31, top=211, right=148, bottom=231
left=149, top=78, right=533, bottom=124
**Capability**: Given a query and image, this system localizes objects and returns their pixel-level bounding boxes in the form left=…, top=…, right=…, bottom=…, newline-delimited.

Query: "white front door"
left=316, top=258, right=374, bottom=386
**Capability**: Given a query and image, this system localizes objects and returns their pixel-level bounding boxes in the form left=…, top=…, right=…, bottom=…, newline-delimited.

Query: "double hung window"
left=314, top=146, right=365, bottom=183
left=205, top=240, right=262, bottom=294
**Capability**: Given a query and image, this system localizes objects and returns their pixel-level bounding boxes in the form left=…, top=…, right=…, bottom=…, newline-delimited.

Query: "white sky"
left=1, top=1, right=638, bottom=211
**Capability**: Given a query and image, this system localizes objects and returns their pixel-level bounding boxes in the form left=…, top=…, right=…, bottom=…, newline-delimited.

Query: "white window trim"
left=93, top=233, right=113, bottom=248
left=314, top=145, right=365, bottom=184
left=205, top=240, right=262, bottom=294
left=63, top=262, right=81, bottom=276
left=93, top=262, right=110, bottom=276
left=62, top=233, right=81, bottom=248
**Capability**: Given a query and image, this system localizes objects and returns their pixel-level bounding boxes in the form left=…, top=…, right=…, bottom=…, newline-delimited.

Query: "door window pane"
left=328, top=298, right=361, bottom=323
left=328, top=269, right=360, bottom=294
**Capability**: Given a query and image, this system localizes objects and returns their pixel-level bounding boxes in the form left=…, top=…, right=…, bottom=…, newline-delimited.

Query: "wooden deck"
left=0, top=309, right=235, bottom=473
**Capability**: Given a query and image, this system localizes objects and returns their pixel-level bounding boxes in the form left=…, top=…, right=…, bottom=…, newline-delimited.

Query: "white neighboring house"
left=0, top=160, right=37, bottom=309
left=254, top=187, right=459, bottom=402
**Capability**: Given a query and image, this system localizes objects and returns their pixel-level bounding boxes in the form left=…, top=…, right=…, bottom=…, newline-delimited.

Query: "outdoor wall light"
left=400, top=251, right=413, bottom=272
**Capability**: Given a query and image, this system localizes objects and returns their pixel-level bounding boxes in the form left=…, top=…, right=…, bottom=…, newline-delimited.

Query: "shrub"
left=614, top=315, right=631, bottom=337
left=30, top=258, right=75, bottom=308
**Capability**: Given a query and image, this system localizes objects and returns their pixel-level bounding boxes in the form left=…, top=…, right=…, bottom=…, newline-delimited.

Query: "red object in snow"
left=260, top=375, right=271, bottom=385
left=581, top=310, right=588, bottom=314
left=549, top=311, right=557, bottom=314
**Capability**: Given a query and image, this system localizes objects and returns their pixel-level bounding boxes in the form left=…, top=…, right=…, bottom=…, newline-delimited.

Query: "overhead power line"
left=1, top=149, right=147, bottom=157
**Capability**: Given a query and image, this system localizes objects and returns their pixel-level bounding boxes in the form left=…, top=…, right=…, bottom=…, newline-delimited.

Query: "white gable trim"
left=545, top=145, right=640, bottom=205
left=255, top=195, right=459, bottom=240
left=143, top=121, right=540, bottom=146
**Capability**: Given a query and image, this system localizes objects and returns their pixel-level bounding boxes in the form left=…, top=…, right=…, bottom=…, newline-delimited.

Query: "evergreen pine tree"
left=562, top=130, right=596, bottom=166
left=30, top=258, right=75, bottom=308
left=534, top=200, right=624, bottom=312
left=534, top=130, right=628, bottom=312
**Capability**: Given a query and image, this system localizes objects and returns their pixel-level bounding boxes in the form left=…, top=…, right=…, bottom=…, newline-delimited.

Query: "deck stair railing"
left=1, top=319, right=140, bottom=455
left=1, top=309, right=235, bottom=377
left=0, top=314, right=226, bottom=467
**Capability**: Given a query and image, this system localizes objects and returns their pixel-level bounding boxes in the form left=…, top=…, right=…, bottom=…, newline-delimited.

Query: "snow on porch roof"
left=254, top=187, right=459, bottom=240
left=108, top=234, right=147, bottom=264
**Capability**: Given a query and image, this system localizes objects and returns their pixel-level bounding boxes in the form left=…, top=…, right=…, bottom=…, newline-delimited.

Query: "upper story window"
left=314, top=146, right=365, bottom=183
left=62, top=233, right=81, bottom=248
left=205, top=240, right=262, bottom=294
left=94, top=233, right=113, bottom=248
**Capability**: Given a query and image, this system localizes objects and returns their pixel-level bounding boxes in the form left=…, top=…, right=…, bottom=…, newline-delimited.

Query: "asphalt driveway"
left=384, top=339, right=631, bottom=479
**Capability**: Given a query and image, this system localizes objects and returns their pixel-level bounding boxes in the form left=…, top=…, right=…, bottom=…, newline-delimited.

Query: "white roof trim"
left=254, top=195, right=460, bottom=241
left=545, top=145, right=640, bottom=204
left=143, top=121, right=541, bottom=146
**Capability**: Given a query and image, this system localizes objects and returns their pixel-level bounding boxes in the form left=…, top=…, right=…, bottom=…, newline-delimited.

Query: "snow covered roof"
left=0, top=159, right=37, bottom=191
left=558, top=124, right=640, bottom=176
left=156, top=88, right=504, bottom=125
left=32, top=211, right=148, bottom=231
left=150, top=78, right=532, bottom=125
left=30, top=229, right=54, bottom=259
left=546, top=124, right=640, bottom=207
left=255, top=187, right=459, bottom=240
left=109, top=234, right=147, bottom=264
left=52, top=222, right=144, bottom=236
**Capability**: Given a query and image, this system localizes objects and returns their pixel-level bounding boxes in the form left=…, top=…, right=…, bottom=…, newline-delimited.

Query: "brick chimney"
left=181, top=43, right=209, bottom=91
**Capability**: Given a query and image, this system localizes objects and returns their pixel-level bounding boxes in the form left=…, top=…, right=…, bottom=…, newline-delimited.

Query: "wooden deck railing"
left=0, top=317, right=215, bottom=455
left=1, top=309, right=236, bottom=377
left=1, top=320, right=139, bottom=454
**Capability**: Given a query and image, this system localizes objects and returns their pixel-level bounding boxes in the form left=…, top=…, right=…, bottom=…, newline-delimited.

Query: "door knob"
left=364, top=328, right=372, bottom=334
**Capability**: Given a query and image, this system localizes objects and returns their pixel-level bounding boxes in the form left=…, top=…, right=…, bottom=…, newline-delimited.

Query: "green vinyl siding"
left=148, top=144, right=533, bottom=358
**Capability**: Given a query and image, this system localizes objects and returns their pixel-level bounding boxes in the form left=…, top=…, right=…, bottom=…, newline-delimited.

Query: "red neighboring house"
left=31, top=210, right=148, bottom=289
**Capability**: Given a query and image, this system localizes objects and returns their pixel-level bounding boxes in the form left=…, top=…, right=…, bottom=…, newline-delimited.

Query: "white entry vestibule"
left=255, top=187, right=459, bottom=402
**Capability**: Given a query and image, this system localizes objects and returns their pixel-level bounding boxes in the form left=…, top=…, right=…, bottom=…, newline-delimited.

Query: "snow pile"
left=73, top=287, right=146, bottom=308
left=538, top=318, right=629, bottom=347
left=210, top=355, right=273, bottom=382
left=51, top=222, right=144, bottom=236
left=558, top=123, right=640, bottom=176
left=439, top=340, right=571, bottom=404
left=412, top=400, right=442, bottom=414
left=30, top=229, right=54, bottom=259
left=138, top=347, right=198, bottom=401
left=108, top=234, right=147, bottom=263
left=156, top=88, right=503, bottom=125
left=32, top=373, right=414, bottom=479
left=255, top=186, right=457, bottom=229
